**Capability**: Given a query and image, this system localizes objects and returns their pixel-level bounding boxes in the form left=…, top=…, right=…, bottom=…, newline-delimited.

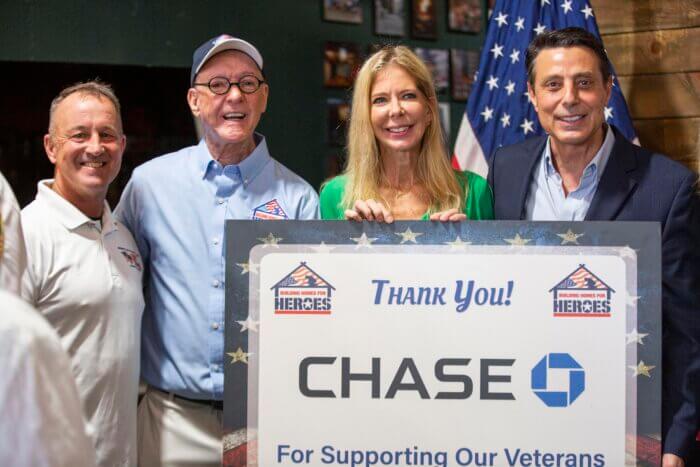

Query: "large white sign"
left=245, top=245, right=637, bottom=467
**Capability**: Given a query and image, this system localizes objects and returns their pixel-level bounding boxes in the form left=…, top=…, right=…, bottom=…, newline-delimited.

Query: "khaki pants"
left=138, top=387, right=222, bottom=467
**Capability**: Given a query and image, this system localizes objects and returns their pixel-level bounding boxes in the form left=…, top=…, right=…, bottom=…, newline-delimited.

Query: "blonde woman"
left=320, top=46, right=493, bottom=222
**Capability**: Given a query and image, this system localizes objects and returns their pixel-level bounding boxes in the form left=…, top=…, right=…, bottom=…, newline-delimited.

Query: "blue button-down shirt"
left=115, top=135, right=319, bottom=399
left=525, top=126, right=615, bottom=221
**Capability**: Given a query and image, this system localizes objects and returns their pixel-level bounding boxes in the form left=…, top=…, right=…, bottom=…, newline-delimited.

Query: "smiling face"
left=187, top=50, right=268, bottom=155
left=528, top=46, right=612, bottom=153
left=370, top=64, right=432, bottom=159
left=45, top=93, right=125, bottom=207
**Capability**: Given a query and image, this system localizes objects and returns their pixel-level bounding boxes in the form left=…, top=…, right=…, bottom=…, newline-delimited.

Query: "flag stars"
left=486, top=75, right=499, bottom=90
left=534, top=22, right=547, bottom=35
left=541, top=0, right=551, bottom=5
left=521, top=118, right=535, bottom=135
left=514, top=17, right=525, bottom=31
left=604, top=106, right=613, bottom=121
left=500, top=113, right=511, bottom=128
left=561, top=0, right=573, bottom=14
left=581, top=5, right=594, bottom=19
left=494, top=11, right=508, bottom=27
left=524, top=91, right=533, bottom=103
left=510, top=49, right=520, bottom=64
left=481, top=106, right=494, bottom=122
left=490, top=43, right=504, bottom=59
left=505, top=80, right=516, bottom=96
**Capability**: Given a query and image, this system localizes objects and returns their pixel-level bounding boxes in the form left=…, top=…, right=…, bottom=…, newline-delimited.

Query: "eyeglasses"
left=193, top=76, right=265, bottom=95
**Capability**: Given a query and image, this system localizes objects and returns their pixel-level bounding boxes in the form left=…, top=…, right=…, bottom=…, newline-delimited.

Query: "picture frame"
left=411, top=0, right=437, bottom=40
left=415, top=47, right=449, bottom=94
left=447, top=0, right=482, bottom=33
left=323, top=0, right=363, bottom=24
left=450, top=48, right=480, bottom=101
left=374, top=0, right=406, bottom=37
left=323, top=42, right=362, bottom=88
left=327, top=98, right=351, bottom=147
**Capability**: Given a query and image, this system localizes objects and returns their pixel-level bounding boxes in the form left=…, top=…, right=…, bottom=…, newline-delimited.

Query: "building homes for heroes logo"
left=272, top=262, right=335, bottom=315
left=550, top=264, right=614, bottom=318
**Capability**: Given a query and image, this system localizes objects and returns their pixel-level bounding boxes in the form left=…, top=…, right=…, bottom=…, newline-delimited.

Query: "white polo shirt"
left=0, top=290, right=97, bottom=467
left=21, top=180, right=144, bottom=467
left=0, top=171, right=27, bottom=295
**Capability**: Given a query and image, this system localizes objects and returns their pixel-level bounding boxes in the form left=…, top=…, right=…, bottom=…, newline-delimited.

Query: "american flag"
left=252, top=198, right=288, bottom=220
left=451, top=0, right=637, bottom=176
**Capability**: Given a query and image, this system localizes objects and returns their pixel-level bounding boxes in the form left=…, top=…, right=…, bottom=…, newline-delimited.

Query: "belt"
left=152, top=387, right=224, bottom=411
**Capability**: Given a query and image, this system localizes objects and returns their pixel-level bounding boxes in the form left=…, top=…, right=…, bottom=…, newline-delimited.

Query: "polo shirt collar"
left=196, top=133, right=272, bottom=185
left=36, top=180, right=117, bottom=234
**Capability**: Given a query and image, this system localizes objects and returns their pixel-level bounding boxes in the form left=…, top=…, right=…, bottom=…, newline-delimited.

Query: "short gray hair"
left=48, top=80, right=123, bottom=134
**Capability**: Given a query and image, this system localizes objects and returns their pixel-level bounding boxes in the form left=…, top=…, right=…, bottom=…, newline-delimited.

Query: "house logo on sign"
left=271, top=262, right=335, bottom=315
left=550, top=264, right=614, bottom=317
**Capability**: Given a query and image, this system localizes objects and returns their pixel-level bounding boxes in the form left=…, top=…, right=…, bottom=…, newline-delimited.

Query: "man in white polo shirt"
left=21, top=81, right=144, bottom=466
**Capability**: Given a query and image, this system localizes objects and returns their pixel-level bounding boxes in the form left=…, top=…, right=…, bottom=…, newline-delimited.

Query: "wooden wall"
left=591, top=0, right=700, bottom=174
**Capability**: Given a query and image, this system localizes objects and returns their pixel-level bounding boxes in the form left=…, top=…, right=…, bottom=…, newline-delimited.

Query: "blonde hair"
left=340, top=45, right=464, bottom=213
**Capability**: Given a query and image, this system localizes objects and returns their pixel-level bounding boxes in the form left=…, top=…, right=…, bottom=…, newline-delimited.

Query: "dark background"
left=0, top=0, right=485, bottom=207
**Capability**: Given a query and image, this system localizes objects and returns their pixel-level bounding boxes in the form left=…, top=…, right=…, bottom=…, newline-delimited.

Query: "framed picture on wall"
left=415, top=47, right=449, bottom=94
left=438, top=102, right=451, bottom=141
left=323, top=42, right=362, bottom=88
left=374, top=0, right=406, bottom=36
left=327, top=98, right=351, bottom=147
left=447, top=0, right=482, bottom=33
left=450, top=48, right=480, bottom=100
left=411, top=0, right=437, bottom=39
left=323, top=0, right=363, bottom=24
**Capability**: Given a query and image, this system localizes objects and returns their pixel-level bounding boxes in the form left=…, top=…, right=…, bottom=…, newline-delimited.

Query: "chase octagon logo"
left=550, top=264, right=614, bottom=318
left=271, top=262, right=335, bottom=315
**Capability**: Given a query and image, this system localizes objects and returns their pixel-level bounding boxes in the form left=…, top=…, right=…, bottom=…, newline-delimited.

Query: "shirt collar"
left=542, top=125, right=615, bottom=183
left=36, top=180, right=117, bottom=234
left=196, top=133, right=271, bottom=185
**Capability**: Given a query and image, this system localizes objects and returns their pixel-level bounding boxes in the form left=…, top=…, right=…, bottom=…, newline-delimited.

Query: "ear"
left=259, top=83, right=269, bottom=114
left=44, top=134, right=58, bottom=164
left=527, top=82, right=538, bottom=112
left=187, top=88, right=201, bottom=117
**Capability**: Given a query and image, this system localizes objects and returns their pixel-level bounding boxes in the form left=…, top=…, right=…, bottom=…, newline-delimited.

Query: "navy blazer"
left=489, top=127, right=700, bottom=458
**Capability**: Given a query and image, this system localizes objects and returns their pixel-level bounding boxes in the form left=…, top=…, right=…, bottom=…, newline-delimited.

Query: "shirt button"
left=217, top=198, right=225, bottom=205
left=211, top=322, right=220, bottom=330
left=213, top=237, right=220, bottom=245
left=212, top=279, right=220, bottom=288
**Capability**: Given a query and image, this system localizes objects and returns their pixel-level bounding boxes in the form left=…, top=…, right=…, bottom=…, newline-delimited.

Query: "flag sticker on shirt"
left=252, top=199, right=288, bottom=220
left=118, top=247, right=143, bottom=272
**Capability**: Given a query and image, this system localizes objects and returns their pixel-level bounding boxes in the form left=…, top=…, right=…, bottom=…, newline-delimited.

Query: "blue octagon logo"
left=531, top=353, right=585, bottom=407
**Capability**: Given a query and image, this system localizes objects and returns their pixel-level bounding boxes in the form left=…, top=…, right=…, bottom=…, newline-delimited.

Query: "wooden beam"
left=591, top=0, right=700, bottom=34
left=605, top=28, right=700, bottom=76
left=618, top=73, right=700, bottom=119
left=634, top=117, right=700, bottom=173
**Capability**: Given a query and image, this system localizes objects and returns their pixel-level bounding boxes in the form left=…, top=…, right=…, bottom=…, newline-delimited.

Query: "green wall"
left=1, top=0, right=485, bottom=190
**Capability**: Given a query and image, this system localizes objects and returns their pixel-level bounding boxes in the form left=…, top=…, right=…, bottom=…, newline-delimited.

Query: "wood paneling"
left=634, top=118, right=700, bottom=172
left=618, top=73, right=700, bottom=119
left=591, top=0, right=700, bottom=34
left=605, top=28, right=700, bottom=76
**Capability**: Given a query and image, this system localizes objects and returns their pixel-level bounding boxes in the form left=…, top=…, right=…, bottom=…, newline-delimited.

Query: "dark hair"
left=525, top=27, right=611, bottom=85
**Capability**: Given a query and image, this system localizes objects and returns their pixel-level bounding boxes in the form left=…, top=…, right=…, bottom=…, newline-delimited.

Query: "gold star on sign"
left=504, top=233, right=531, bottom=246
left=227, top=347, right=251, bottom=364
left=236, top=316, right=259, bottom=333
left=312, top=242, right=333, bottom=254
left=629, top=360, right=655, bottom=377
left=236, top=262, right=259, bottom=275
left=626, top=329, right=649, bottom=345
left=445, top=236, right=472, bottom=251
left=258, top=233, right=282, bottom=247
left=557, top=229, right=584, bottom=245
left=395, top=227, right=422, bottom=244
left=351, top=232, right=377, bottom=248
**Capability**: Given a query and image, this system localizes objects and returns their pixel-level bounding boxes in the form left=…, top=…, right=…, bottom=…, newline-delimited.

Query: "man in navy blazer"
left=489, top=28, right=699, bottom=466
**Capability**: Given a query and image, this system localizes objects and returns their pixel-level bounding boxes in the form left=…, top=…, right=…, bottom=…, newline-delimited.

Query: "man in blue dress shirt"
left=116, top=34, right=319, bottom=466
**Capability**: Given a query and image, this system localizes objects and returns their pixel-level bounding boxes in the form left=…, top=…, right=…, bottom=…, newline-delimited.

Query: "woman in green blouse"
left=320, top=46, right=493, bottom=222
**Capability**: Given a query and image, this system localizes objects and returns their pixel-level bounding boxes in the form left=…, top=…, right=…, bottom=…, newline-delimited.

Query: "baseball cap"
left=190, top=34, right=264, bottom=85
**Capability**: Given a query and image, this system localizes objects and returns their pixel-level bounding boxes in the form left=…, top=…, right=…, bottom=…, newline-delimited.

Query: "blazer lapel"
left=503, top=137, right=546, bottom=220
left=585, top=130, right=638, bottom=221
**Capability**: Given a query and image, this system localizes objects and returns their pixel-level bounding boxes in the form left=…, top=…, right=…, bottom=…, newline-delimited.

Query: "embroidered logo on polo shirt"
left=118, top=247, right=143, bottom=272
left=252, top=199, right=288, bottom=220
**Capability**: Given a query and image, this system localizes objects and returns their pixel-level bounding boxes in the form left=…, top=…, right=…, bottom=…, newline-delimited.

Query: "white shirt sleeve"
left=0, top=172, right=27, bottom=295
